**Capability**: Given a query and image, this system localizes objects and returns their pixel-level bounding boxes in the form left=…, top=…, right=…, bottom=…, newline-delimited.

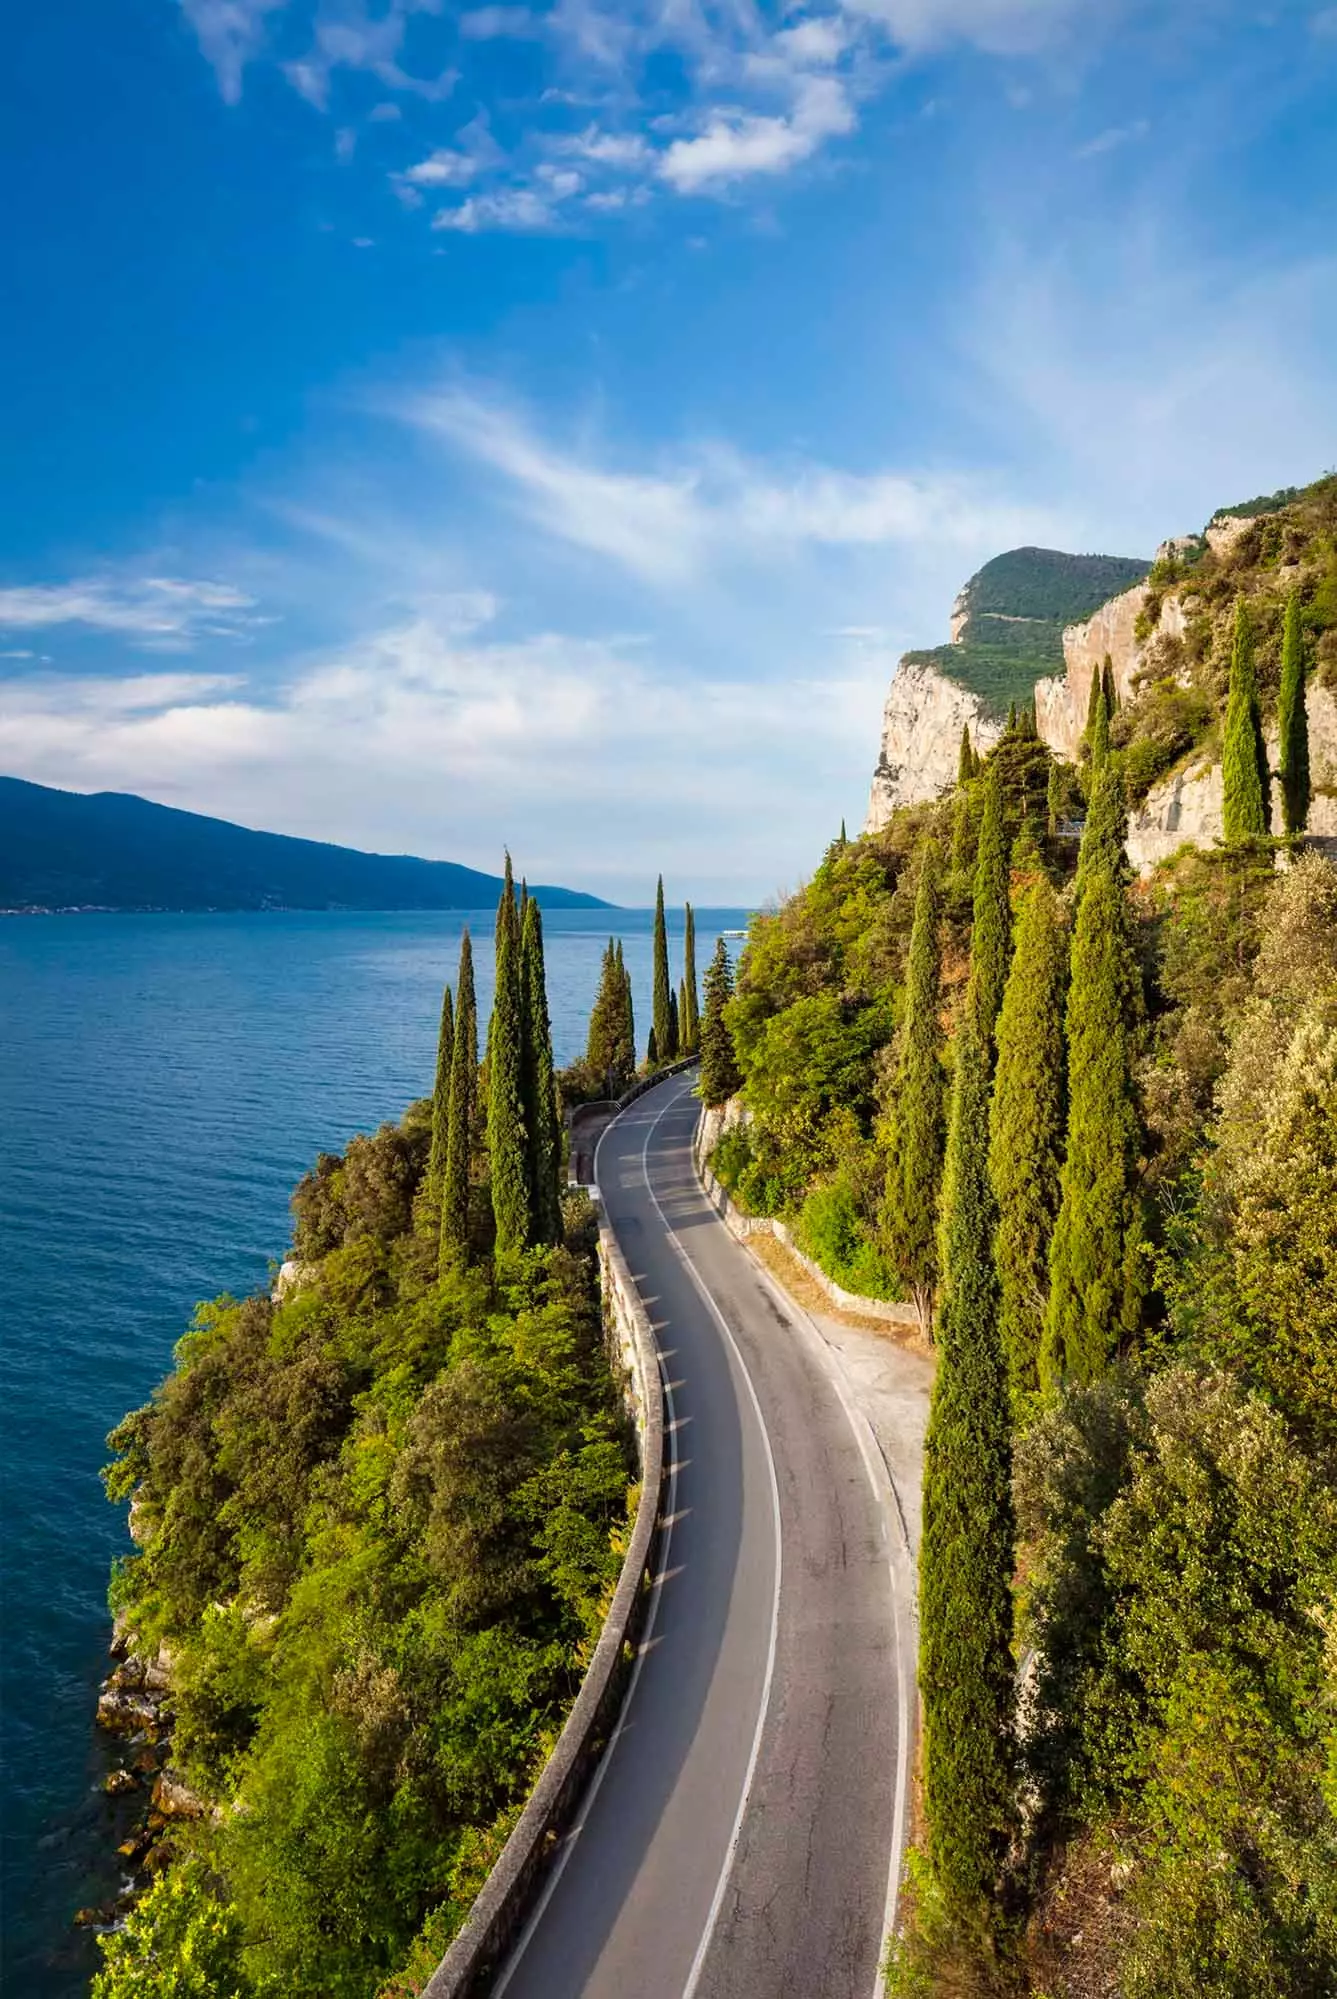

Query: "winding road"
left=495, top=1072, right=912, bottom=1999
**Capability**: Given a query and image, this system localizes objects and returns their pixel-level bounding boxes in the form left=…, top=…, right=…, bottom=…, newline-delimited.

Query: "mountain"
left=866, top=546, right=1151, bottom=827
left=0, top=778, right=611, bottom=912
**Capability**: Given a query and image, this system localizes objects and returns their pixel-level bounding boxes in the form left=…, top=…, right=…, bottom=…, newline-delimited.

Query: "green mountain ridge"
left=906, top=546, right=1152, bottom=717
left=0, top=776, right=611, bottom=912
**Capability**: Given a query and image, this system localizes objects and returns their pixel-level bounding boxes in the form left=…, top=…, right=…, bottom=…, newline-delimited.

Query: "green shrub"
left=794, top=1172, right=901, bottom=1300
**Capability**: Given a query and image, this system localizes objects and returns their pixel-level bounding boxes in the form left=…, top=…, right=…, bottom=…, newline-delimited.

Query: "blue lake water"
left=0, top=906, right=747, bottom=1995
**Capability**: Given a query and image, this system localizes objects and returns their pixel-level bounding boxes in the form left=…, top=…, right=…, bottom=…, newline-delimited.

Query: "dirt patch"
left=1025, top=1829, right=1139, bottom=1999
left=745, top=1231, right=933, bottom=1355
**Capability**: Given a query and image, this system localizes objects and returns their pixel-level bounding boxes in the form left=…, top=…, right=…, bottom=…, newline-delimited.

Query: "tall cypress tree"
left=1089, top=685, right=1111, bottom=772
left=488, top=868, right=531, bottom=1254
left=651, top=874, right=673, bottom=1063
left=883, top=848, right=946, bottom=1338
left=1076, top=763, right=1128, bottom=894
left=699, top=937, right=741, bottom=1107
left=1006, top=700, right=1018, bottom=736
left=1041, top=866, right=1145, bottom=1390
left=682, top=903, right=700, bottom=1053
left=1278, top=589, right=1311, bottom=837
left=1083, top=667, right=1103, bottom=758
left=668, top=987, right=680, bottom=1064
left=426, top=980, right=454, bottom=1208
left=1222, top=598, right=1269, bottom=841
left=970, top=764, right=1011, bottom=1048
left=920, top=1004, right=1016, bottom=1921
left=440, top=929, right=476, bottom=1272
left=1101, top=654, right=1118, bottom=717
left=957, top=724, right=975, bottom=788
left=989, top=881, right=1068, bottom=1417
left=1045, top=758, right=1063, bottom=841
left=520, top=896, right=563, bottom=1245
left=616, top=941, right=635, bottom=1084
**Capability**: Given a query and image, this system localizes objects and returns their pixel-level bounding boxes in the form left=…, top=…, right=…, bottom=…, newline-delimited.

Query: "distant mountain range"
left=0, top=777, right=611, bottom=912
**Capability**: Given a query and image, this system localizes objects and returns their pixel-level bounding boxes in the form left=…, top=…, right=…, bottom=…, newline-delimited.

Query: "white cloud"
left=0, top=618, right=885, bottom=898
left=432, top=187, right=567, bottom=232
left=659, top=75, right=856, bottom=192
left=401, top=388, right=1056, bottom=581
left=178, top=0, right=288, bottom=105
left=460, top=6, right=538, bottom=38
left=1075, top=118, right=1148, bottom=158
left=842, top=0, right=1087, bottom=57
left=403, top=147, right=478, bottom=187
left=0, top=576, right=264, bottom=649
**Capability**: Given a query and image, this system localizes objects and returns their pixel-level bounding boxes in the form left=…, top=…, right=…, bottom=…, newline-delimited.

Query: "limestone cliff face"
left=1034, top=581, right=1154, bottom=760
left=865, top=661, right=1003, bottom=831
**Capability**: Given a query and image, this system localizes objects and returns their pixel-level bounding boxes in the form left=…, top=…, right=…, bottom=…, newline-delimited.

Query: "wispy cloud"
left=1075, top=117, right=1148, bottom=158
left=0, top=576, right=265, bottom=650
left=400, top=387, right=1057, bottom=581
left=660, top=77, right=857, bottom=193
left=178, top=0, right=288, bottom=107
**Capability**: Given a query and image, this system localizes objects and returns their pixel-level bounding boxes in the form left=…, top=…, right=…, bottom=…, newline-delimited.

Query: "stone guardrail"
left=420, top=1206, right=666, bottom=1997
left=692, top=1121, right=918, bottom=1331
left=566, top=1059, right=700, bottom=1184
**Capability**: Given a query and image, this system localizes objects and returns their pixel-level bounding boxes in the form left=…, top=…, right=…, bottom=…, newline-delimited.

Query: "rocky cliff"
left=865, top=662, right=1003, bottom=831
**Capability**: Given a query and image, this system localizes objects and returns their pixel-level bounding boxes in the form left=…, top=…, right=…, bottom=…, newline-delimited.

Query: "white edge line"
left=744, top=1253, right=914, bottom=1994
left=491, top=1093, right=682, bottom=1997
left=637, top=1079, right=785, bottom=1999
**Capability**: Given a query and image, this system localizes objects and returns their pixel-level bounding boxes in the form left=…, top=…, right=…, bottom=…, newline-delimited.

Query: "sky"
left=2, top=1, right=1335, bottom=903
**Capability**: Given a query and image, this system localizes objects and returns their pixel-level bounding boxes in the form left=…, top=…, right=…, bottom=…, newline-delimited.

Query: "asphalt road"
left=494, top=1073, right=904, bottom=1999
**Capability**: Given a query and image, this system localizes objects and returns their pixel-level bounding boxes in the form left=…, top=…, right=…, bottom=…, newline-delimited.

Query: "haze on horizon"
left=2, top=0, right=1335, bottom=903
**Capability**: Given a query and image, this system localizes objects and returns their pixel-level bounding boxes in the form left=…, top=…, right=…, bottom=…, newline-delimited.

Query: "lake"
left=0, top=906, right=748, bottom=1995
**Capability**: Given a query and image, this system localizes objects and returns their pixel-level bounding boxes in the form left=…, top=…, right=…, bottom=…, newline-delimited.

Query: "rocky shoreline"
left=76, top=1617, right=207, bottom=1934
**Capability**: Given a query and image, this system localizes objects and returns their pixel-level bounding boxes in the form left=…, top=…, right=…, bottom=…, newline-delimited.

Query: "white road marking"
left=636, top=1082, right=784, bottom=1999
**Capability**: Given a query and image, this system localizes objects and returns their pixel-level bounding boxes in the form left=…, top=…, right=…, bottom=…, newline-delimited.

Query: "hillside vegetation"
left=703, top=493, right=1337, bottom=1992
left=94, top=875, right=630, bottom=1997
left=905, top=548, right=1150, bottom=717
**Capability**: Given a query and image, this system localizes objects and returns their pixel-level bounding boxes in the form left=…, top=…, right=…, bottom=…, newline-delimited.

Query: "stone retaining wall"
left=420, top=1221, right=665, bottom=1998
left=693, top=1117, right=918, bottom=1331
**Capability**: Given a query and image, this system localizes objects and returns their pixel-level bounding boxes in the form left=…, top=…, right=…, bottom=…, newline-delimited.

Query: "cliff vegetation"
left=94, top=873, right=632, bottom=1998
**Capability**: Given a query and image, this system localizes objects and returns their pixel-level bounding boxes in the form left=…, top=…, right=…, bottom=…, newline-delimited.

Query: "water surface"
left=0, top=907, right=746, bottom=1994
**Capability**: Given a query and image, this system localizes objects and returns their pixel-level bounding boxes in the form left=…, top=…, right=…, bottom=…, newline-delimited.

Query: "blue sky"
left=2, top=0, right=1335, bottom=901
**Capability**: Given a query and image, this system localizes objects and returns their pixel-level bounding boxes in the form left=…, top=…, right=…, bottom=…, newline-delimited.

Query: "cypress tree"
left=668, top=987, right=680, bottom=1063
left=440, top=929, right=476, bottom=1271
left=586, top=940, right=618, bottom=1089
left=1278, top=589, right=1310, bottom=837
left=652, top=875, right=673, bottom=1064
left=1083, top=668, right=1103, bottom=757
left=1076, top=763, right=1128, bottom=894
left=1041, top=866, right=1145, bottom=1390
left=699, top=937, right=742, bottom=1107
left=951, top=778, right=978, bottom=880
left=426, top=980, right=454, bottom=1207
left=616, top=942, right=635, bottom=1084
left=488, top=868, right=531, bottom=1254
left=920, top=1004, right=1016, bottom=1920
left=883, top=849, right=946, bottom=1338
left=1045, top=758, right=1062, bottom=841
left=682, top=904, right=700, bottom=1054
left=970, top=764, right=1011, bottom=1048
left=647, top=1025, right=658, bottom=1066
left=1088, top=684, right=1110, bottom=772
left=957, top=724, right=975, bottom=788
left=520, top=896, right=563, bottom=1245
left=989, top=881, right=1068, bottom=1417
left=1222, top=598, right=1269, bottom=840
left=1101, top=654, right=1117, bottom=717
left=839, top=818, right=848, bottom=847
left=1006, top=700, right=1018, bottom=736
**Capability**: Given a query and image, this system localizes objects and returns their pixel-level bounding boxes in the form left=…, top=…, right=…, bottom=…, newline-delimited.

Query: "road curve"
left=494, top=1073, right=903, bottom=1999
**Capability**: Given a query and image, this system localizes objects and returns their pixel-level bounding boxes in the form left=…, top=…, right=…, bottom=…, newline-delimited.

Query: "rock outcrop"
left=865, top=661, right=1003, bottom=830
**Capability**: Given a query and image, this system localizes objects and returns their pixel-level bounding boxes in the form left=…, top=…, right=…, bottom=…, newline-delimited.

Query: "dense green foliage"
left=1278, top=589, right=1311, bottom=836
left=920, top=1008, right=1016, bottom=1926
left=989, top=881, right=1067, bottom=1417
left=1221, top=599, right=1270, bottom=841
left=100, top=1097, right=628, bottom=1996
left=583, top=938, right=636, bottom=1096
